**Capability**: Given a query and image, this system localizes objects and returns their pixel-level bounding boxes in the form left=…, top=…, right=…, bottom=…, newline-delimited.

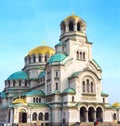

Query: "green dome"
left=38, top=71, right=45, bottom=79
left=62, top=88, right=76, bottom=95
left=7, top=71, right=29, bottom=80
left=24, top=90, right=45, bottom=97
left=48, top=53, right=67, bottom=63
left=55, top=42, right=66, bottom=47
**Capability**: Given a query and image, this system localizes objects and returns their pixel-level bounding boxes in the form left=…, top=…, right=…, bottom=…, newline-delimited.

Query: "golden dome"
left=28, top=46, right=55, bottom=56
left=12, top=98, right=26, bottom=104
left=64, top=15, right=80, bottom=21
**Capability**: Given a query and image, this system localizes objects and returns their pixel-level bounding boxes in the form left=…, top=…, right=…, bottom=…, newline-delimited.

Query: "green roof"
left=38, top=71, right=45, bottom=78
left=101, top=91, right=109, bottom=96
left=23, top=90, right=45, bottom=97
left=92, top=59, right=101, bottom=69
left=69, top=71, right=80, bottom=78
left=27, top=103, right=49, bottom=108
left=55, top=42, right=66, bottom=46
left=48, top=53, right=67, bottom=63
left=52, top=90, right=61, bottom=95
left=7, top=71, right=29, bottom=80
left=0, top=92, right=6, bottom=99
left=62, top=88, right=76, bottom=95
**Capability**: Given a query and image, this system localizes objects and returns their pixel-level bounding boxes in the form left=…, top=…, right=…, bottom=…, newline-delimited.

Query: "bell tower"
left=59, top=14, right=87, bottom=42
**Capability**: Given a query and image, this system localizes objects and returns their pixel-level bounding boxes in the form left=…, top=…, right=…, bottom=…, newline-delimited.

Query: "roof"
left=92, top=59, right=101, bottom=69
left=12, top=98, right=26, bottom=104
left=23, top=90, right=45, bottom=97
left=62, top=88, right=76, bottom=95
left=7, top=71, right=29, bottom=80
left=28, top=45, right=55, bottom=56
left=101, top=91, right=109, bottom=96
left=69, top=71, right=80, bottom=79
left=64, top=15, right=80, bottom=21
left=55, top=41, right=66, bottom=47
left=112, top=102, right=120, bottom=108
left=48, top=53, right=67, bottom=63
left=0, top=92, right=6, bottom=99
left=38, top=71, right=46, bottom=79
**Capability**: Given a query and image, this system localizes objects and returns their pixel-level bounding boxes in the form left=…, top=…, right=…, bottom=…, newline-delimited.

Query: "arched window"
left=77, top=22, right=81, bottom=31
left=82, top=81, right=85, bottom=92
left=83, top=52, right=85, bottom=60
left=80, top=52, right=82, bottom=59
left=61, top=22, right=65, bottom=34
left=38, top=112, right=43, bottom=120
left=69, top=22, right=74, bottom=31
left=91, top=82, right=94, bottom=93
left=32, top=112, right=37, bottom=120
left=77, top=51, right=79, bottom=59
left=56, top=82, right=58, bottom=90
left=45, top=112, right=49, bottom=120
left=72, top=96, right=74, bottom=102
left=33, top=55, right=36, bottom=63
left=39, top=98, right=41, bottom=103
left=45, top=55, right=47, bottom=62
left=87, top=79, right=89, bottom=93
left=36, top=97, right=38, bottom=103
left=13, top=80, right=15, bottom=87
left=33, top=97, right=36, bottom=103
left=19, top=80, right=21, bottom=86
left=25, top=80, right=27, bottom=87
left=39, top=55, right=42, bottom=62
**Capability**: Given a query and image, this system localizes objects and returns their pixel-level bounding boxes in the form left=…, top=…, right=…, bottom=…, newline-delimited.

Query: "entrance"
left=80, top=107, right=87, bottom=122
left=19, top=109, right=27, bottom=123
left=88, top=107, right=94, bottom=122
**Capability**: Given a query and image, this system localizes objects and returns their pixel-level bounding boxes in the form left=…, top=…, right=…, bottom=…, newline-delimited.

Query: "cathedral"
left=0, top=14, right=118, bottom=126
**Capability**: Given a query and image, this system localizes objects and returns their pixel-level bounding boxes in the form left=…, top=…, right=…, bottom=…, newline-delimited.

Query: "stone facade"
left=0, top=14, right=118, bottom=126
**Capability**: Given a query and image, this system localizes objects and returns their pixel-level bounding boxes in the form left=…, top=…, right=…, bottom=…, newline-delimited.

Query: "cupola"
left=60, top=14, right=86, bottom=41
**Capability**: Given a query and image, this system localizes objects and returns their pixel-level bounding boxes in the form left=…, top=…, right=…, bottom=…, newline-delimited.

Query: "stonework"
left=0, top=14, right=118, bottom=126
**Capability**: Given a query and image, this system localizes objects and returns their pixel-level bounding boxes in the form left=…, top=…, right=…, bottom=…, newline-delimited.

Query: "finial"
left=41, top=40, right=46, bottom=45
left=72, top=11, right=74, bottom=15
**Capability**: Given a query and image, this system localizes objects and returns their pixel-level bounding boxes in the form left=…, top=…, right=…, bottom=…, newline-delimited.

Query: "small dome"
left=112, top=102, right=120, bottom=107
left=62, top=88, right=76, bottom=95
left=25, top=90, right=45, bottom=97
left=12, top=98, right=26, bottom=104
left=28, top=45, right=55, bottom=56
left=48, top=53, right=67, bottom=63
left=7, top=71, right=29, bottom=80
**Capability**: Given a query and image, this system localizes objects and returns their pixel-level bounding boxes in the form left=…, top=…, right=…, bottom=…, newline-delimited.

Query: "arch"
left=77, top=22, right=81, bottom=31
left=38, top=112, right=43, bottom=120
left=69, top=22, right=74, bottom=31
left=19, top=109, right=27, bottom=123
left=33, top=55, right=36, bottom=63
left=45, top=112, right=49, bottom=120
left=32, top=112, right=37, bottom=121
left=61, top=22, right=65, bottom=34
left=80, top=106, right=87, bottom=122
left=39, top=55, right=42, bottom=62
left=88, top=107, right=95, bottom=122
left=96, top=107, right=103, bottom=121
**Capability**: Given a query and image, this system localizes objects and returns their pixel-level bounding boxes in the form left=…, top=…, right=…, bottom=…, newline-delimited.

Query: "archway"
left=88, top=107, right=95, bottom=122
left=96, top=107, right=103, bottom=121
left=19, top=109, right=27, bottom=123
left=80, top=107, right=87, bottom=122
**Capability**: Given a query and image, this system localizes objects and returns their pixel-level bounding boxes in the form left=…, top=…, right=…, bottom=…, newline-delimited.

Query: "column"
left=10, top=109, right=13, bottom=125
left=85, top=111, right=88, bottom=122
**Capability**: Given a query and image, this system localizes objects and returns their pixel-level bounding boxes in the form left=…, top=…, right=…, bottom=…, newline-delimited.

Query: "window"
left=39, top=55, right=42, bottom=62
left=39, top=98, right=41, bottom=103
left=83, top=52, right=85, bottom=60
left=56, top=82, right=58, bottom=90
left=13, top=80, right=15, bottom=87
left=19, top=80, right=21, bottom=86
left=36, top=97, right=38, bottom=103
left=32, top=112, right=37, bottom=120
left=45, top=55, right=47, bottom=62
left=45, top=112, right=49, bottom=120
left=39, top=113, right=43, bottom=120
left=87, top=79, right=89, bottom=93
left=82, top=81, right=85, bottom=92
left=33, top=97, right=35, bottom=103
left=77, top=22, right=81, bottom=31
left=72, top=96, right=74, bottom=102
left=80, top=52, right=82, bottom=59
left=77, top=51, right=79, bottom=59
left=69, top=22, right=74, bottom=31
left=103, top=98, right=105, bottom=104
left=33, top=55, right=36, bottom=63
left=91, top=82, right=93, bottom=93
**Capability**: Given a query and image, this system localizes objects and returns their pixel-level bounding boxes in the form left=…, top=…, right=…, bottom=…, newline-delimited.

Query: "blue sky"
left=0, top=0, right=120, bottom=104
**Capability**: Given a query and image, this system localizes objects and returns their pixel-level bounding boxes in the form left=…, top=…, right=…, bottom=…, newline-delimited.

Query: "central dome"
left=28, top=45, right=55, bottom=56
